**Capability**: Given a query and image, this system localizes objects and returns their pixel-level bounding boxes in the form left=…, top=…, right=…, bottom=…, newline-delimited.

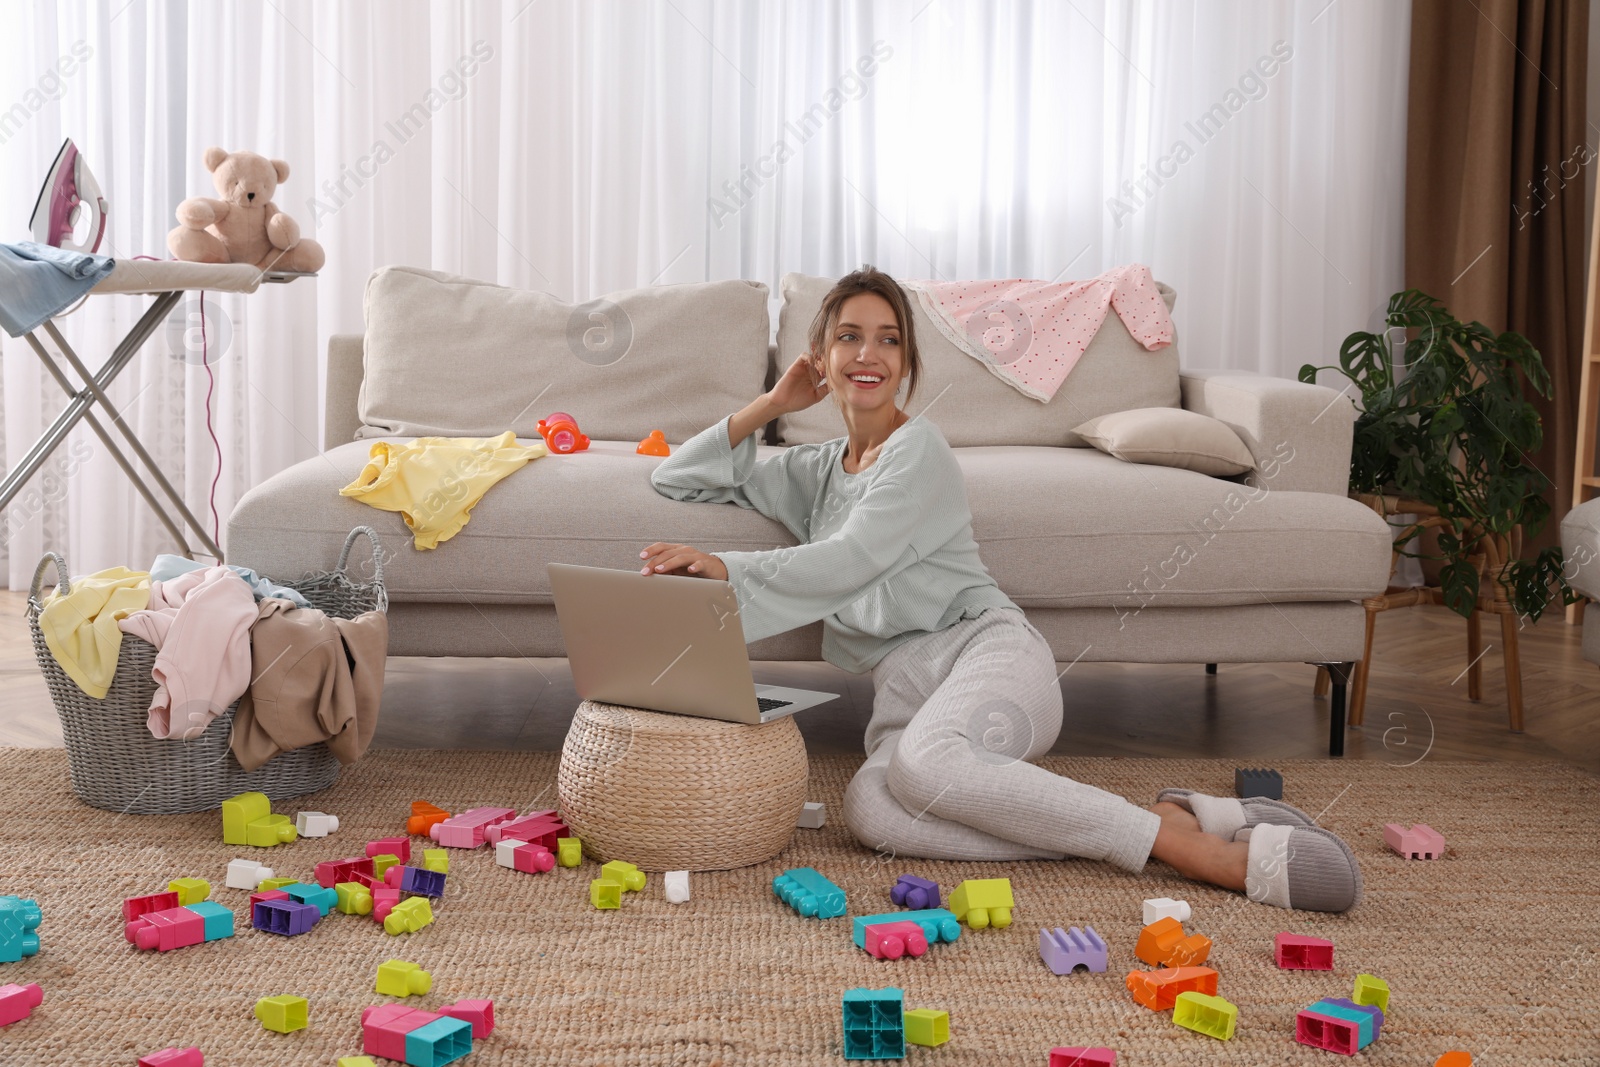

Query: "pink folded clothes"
left=906, top=263, right=1173, bottom=402
left=117, top=566, right=259, bottom=740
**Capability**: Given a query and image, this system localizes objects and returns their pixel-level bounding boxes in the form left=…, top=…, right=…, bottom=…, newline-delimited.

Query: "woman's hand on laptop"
left=639, top=543, right=729, bottom=581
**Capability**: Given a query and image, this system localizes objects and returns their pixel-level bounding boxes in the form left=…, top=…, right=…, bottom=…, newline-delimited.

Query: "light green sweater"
left=650, top=412, right=1020, bottom=674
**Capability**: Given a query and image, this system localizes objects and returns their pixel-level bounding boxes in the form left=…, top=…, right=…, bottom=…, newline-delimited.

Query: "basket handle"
left=335, top=526, right=385, bottom=586
left=27, top=553, right=70, bottom=616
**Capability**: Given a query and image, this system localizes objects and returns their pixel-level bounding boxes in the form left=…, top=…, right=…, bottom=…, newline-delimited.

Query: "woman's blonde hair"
left=807, top=265, right=922, bottom=407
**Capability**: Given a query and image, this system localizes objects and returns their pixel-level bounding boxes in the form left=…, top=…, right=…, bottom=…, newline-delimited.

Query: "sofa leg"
left=1313, top=661, right=1355, bottom=758
left=1204, top=662, right=1216, bottom=675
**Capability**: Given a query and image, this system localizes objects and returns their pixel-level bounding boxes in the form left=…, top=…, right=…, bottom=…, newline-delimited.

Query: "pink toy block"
left=367, top=836, right=412, bottom=865
left=1275, top=932, right=1335, bottom=970
left=361, top=1003, right=442, bottom=1061
left=483, top=809, right=568, bottom=849
left=438, top=998, right=496, bottom=1038
left=248, top=889, right=291, bottom=913
left=496, top=839, right=556, bottom=874
left=138, top=1048, right=203, bottom=1067
left=429, top=807, right=516, bottom=848
left=314, top=856, right=376, bottom=889
left=126, top=907, right=205, bottom=952
left=123, top=891, right=181, bottom=923
left=1384, top=822, right=1445, bottom=860
left=372, top=886, right=402, bottom=925
left=863, top=921, right=929, bottom=960
left=1049, top=1048, right=1116, bottom=1066
left=0, top=983, right=42, bottom=1027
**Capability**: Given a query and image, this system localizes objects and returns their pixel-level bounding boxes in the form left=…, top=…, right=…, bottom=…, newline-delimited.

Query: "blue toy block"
left=1039, top=925, right=1107, bottom=974
left=1235, top=767, right=1283, bottom=800
left=184, top=901, right=235, bottom=942
left=252, top=899, right=320, bottom=936
left=0, top=896, right=42, bottom=963
left=889, top=874, right=940, bottom=910
left=405, top=1015, right=474, bottom=1067
left=842, top=987, right=904, bottom=1060
left=851, top=909, right=961, bottom=950
left=772, top=868, right=846, bottom=918
left=400, top=867, right=446, bottom=898
left=282, top=882, right=338, bottom=917
left=1310, top=997, right=1383, bottom=1046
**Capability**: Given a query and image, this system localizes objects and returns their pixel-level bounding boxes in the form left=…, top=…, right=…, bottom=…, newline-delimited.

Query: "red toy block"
left=351, top=870, right=384, bottom=892
left=1125, top=966, right=1218, bottom=1011
left=1384, top=822, right=1445, bottom=860
left=438, top=998, right=495, bottom=1039
left=126, top=907, right=204, bottom=952
left=361, top=1003, right=441, bottom=1061
left=248, top=889, right=290, bottom=911
left=314, top=856, right=376, bottom=889
left=483, top=809, right=569, bottom=849
left=372, top=886, right=402, bottom=925
left=367, top=836, right=412, bottom=865
left=0, top=983, right=42, bottom=1027
left=406, top=801, right=451, bottom=837
left=1275, top=933, right=1335, bottom=970
left=1049, top=1049, right=1116, bottom=1066
left=137, top=1048, right=203, bottom=1067
left=123, top=891, right=181, bottom=924
left=863, top=921, right=929, bottom=960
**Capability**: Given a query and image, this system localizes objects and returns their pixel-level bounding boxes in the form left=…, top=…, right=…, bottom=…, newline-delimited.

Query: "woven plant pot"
left=557, top=700, right=809, bottom=871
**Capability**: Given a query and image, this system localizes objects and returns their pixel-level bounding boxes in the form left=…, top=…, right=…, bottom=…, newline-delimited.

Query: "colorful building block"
left=337, top=1058, right=376, bottom=1067
left=1234, top=767, right=1283, bottom=800
left=122, top=891, right=178, bottom=924
left=0, top=983, right=42, bottom=1027
left=556, top=838, right=582, bottom=867
left=137, top=1048, right=202, bottom=1067
left=1322, top=998, right=1384, bottom=1043
left=1173, top=991, right=1237, bottom=1040
left=0, top=896, right=40, bottom=964
left=904, top=1008, right=948, bottom=1047
left=384, top=897, right=434, bottom=935
left=406, top=1015, right=473, bottom=1067
left=1384, top=822, right=1445, bottom=860
left=295, top=811, right=339, bottom=837
left=590, top=879, right=622, bottom=909
left=246, top=814, right=297, bottom=848
left=483, top=809, right=569, bottom=849
left=1296, top=998, right=1384, bottom=1054
left=1048, top=1049, right=1116, bottom=1066
left=314, top=857, right=376, bottom=889
left=797, top=801, right=826, bottom=828
left=1435, top=1054, right=1473, bottom=1067
left=223, top=791, right=273, bottom=845
left=125, top=906, right=204, bottom=952
left=889, top=875, right=940, bottom=910
left=1039, top=925, right=1108, bottom=974
left=372, top=886, right=402, bottom=926
left=601, top=860, right=646, bottom=892
left=362, top=1004, right=442, bottom=1061
left=252, top=899, right=320, bottom=936
left=336, top=882, right=374, bottom=916
left=283, top=882, right=338, bottom=917
left=948, top=878, right=1013, bottom=929
left=226, top=859, right=275, bottom=891
left=423, top=849, right=449, bottom=874
left=386, top=865, right=447, bottom=897
left=863, top=921, right=928, bottom=960
left=1125, top=967, right=1219, bottom=1011
left=664, top=870, right=690, bottom=904
left=429, top=807, right=516, bottom=849
left=248, top=889, right=290, bottom=911
left=495, top=839, right=555, bottom=874
left=773, top=868, right=846, bottom=918
left=406, top=801, right=451, bottom=837
left=1275, top=933, right=1334, bottom=970
left=368, top=836, right=412, bottom=865
left=439, top=998, right=495, bottom=1039
left=1135, top=917, right=1185, bottom=965
left=165, top=878, right=209, bottom=906
left=1142, top=897, right=1191, bottom=925
left=372, top=854, right=402, bottom=880
left=254, top=994, right=308, bottom=1034
left=375, top=959, right=433, bottom=997
left=852, top=909, right=962, bottom=949
left=185, top=901, right=234, bottom=942
left=842, top=987, right=904, bottom=1060
left=257, top=877, right=297, bottom=892
left=1353, top=973, right=1391, bottom=1013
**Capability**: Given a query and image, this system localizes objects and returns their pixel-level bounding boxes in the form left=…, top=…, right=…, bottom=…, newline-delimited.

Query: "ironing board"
left=0, top=259, right=312, bottom=561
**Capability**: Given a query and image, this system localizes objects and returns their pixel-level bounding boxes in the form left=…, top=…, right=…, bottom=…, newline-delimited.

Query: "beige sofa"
left=1561, top=498, right=1600, bottom=667
left=229, top=267, right=1394, bottom=755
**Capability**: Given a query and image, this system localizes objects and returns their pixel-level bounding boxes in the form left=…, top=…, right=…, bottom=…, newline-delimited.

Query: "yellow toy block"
left=167, top=878, right=210, bottom=906
left=258, top=877, right=297, bottom=892
left=372, top=854, right=402, bottom=879
left=245, top=813, right=298, bottom=848
left=422, top=849, right=449, bottom=874
left=600, top=860, right=646, bottom=892
left=557, top=837, right=582, bottom=867
left=905, top=1008, right=950, bottom=1047
left=1353, top=973, right=1390, bottom=1013
left=1173, top=991, right=1237, bottom=1040
left=383, top=897, right=434, bottom=935
left=338, top=1059, right=377, bottom=1067
left=335, top=882, right=374, bottom=916
left=948, top=878, right=1014, bottom=929
left=590, top=879, right=622, bottom=909
left=222, top=791, right=271, bottom=845
left=375, top=958, right=433, bottom=997
left=254, top=994, right=308, bottom=1033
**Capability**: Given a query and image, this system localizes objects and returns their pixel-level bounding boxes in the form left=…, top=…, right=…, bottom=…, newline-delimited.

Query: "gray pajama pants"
left=842, top=606, right=1161, bottom=873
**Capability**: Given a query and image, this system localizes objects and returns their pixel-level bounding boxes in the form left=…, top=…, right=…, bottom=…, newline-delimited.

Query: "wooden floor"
left=4, top=588, right=1597, bottom=772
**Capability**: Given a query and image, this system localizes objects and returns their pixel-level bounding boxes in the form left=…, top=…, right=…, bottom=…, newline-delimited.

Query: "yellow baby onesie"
left=340, top=431, right=548, bottom=549
left=39, top=566, right=151, bottom=698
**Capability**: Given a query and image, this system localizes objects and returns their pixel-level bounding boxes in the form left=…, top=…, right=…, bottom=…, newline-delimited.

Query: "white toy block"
left=1143, top=897, right=1192, bottom=925
left=797, top=802, right=826, bottom=829
left=664, top=870, right=690, bottom=904
left=494, top=839, right=526, bottom=869
left=295, top=811, right=339, bottom=837
left=225, top=858, right=275, bottom=891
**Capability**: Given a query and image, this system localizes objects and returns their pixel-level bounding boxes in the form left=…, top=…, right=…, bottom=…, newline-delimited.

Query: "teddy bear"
left=166, top=147, right=325, bottom=273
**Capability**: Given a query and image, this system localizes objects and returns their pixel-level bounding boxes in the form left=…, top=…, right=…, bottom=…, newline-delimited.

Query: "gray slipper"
left=1237, top=823, right=1363, bottom=913
left=1155, top=787, right=1317, bottom=840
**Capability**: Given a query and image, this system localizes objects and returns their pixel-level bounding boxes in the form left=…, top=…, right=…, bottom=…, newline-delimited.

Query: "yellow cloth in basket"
left=39, top=566, right=151, bottom=699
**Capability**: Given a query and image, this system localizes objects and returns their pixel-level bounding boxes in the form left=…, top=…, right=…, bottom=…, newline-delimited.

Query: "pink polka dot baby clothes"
left=905, top=264, right=1173, bottom=402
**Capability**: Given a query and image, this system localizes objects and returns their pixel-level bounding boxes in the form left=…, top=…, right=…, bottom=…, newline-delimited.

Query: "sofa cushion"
left=358, top=266, right=769, bottom=444
left=1073, top=407, right=1256, bottom=477
left=774, top=271, right=1181, bottom=447
left=229, top=440, right=1391, bottom=612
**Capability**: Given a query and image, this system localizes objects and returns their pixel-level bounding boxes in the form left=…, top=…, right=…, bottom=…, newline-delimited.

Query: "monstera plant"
left=1298, top=289, right=1578, bottom=621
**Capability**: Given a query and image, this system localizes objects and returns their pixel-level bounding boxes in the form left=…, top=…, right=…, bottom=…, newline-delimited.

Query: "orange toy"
left=1167, top=933, right=1212, bottom=967
left=405, top=801, right=450, bottom=837
left=1126, top=966, right=1219, bottom=1011
left=1135, top=917, right=1185, bottom=965
left=536, top=412, right=590, bottom=454
left=636, top=430, right=670, bottom=456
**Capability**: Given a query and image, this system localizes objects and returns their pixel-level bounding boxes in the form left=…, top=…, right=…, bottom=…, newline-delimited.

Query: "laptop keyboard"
left=756, top=697, right=793, bottom=712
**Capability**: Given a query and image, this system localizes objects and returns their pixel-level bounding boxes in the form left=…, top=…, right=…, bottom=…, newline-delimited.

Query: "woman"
left=644, top=266, right=1360, bottom=911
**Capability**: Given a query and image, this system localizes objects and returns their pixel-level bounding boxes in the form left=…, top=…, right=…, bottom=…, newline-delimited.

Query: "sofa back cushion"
left=774, top=272, right=1181, bottom=447
left=358, top=266, right=770, bottom=443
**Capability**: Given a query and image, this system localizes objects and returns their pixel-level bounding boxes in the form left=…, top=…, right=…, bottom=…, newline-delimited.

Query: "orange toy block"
left=1167, top=933, right=1212, bottom=967
left=1134, top=917, right=1185, bottom=965
left=406, top=802, right=450, bottom=837
left=1125, top=966, right=1219, bottom=1011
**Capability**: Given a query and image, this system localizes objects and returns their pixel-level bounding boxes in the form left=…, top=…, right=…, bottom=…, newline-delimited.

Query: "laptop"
left=548, top=562, right=839, bottom=724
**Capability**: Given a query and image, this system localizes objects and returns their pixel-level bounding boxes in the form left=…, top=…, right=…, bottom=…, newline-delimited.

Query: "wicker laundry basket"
left=26, top=527, right=388, bottom=815
left=557, top=700, right=809, bottom=871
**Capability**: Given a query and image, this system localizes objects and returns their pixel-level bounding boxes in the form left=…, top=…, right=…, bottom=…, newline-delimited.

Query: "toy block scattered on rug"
left=166, top=878, right=209, bottom=906
left=439, top=999, right=495, bottom=1039
left=221, top=792, right=296, bottom=847
left=889, top=874, right=940, bottom=910
left=0, top=983, right=43, bottom=1027
left=1039, top=925, right=1107, bottom=974
left=1384, top=822, right=1445, bottom=860
left=797, top=801, right=826, bottom=828
left=664, top=871, right=690, bottom=904
left=1275, top=933, right=1334, bottom=970
left=1125, top=966, right=1218, bottom=1011
left=483, top=809, right=568, bottom=850
left=841, top=987, right=904, bottom=1061
left=1048, top=1047, right=1115, bottom=1065
left=1173, top=991, right=1237, bottom=1040
left=773, top=868, right=846, bottom=918
left=497, top=839, right=555, bottom=874
left=429, top=807, right=516, bottom=849
left=0, top=896, right=41, bottom=964
left=1352, top=973, right=1390, bottom=1013
left=852, top=909, right=961, bottom=949
left=1134, top=917, right=1209, bottom=967
left=1296, top=997, right=1384, bottom=1055
left=296, top=811, right=339, bottom=837
left=225, top=859, right=274, bottom=891
left=1141, top=897, right=1190, bottom=925
left=384, top=898, right=434, bottom=935
left=368, top=836, right=412, bottom=865
left=255, top=994, right=308, bottom=1034
left=137, top=1047, right=202, bottom=1066
left=406, top=801, right=451, bottom=837
left=903, top=1008, right=949, bottom=1047
left=862, top=921, right=929, bottom=960
left=1234, top=767, right=1283, bottom=799
left=315, top=857, right=376, bottom=889
left=125, top=903, right=234, bottom=952
left=948, top=878, right=1013, bottom=929
left=376, top=959, right=433, bottom=998
left=253, top=899, right=320, bottom=937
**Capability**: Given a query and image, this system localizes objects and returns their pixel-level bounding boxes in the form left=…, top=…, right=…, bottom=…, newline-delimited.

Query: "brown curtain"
left=1405, top=0, right=1589, bottom=559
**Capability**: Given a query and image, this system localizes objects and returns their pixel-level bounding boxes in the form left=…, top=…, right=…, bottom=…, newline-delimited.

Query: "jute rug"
left=2, top=748, right=1598, bottom=1066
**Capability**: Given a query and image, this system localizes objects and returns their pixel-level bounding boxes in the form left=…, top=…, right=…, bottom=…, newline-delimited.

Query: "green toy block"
left=590, top=879, right=622, bottom=909
left=337, top=1058, right=377, bottom=1067
left=166, top=878, right=210, bottom=906
left=372, top=854, right=402, bottom=879
left=185, top=901, right=234, bottom=942
left=383, top=897, right=434, bottom=935
left=557, top=837, right=582, bottom=867
left=600, top=860, right=646, bottom=891
left=1174, top=991, right=1237, bottom=1041
left=254, top=994, right=308, bottom=1033
left=423, top=849, right=449, bottom=874
left=1353, top=973, right=1390, bottom=1014
left=335, top=882, right=374, bottom=916
left=904, top=1008, right=949, bottom=1047
left=258, top=877, right=297, bottom=892
left=948, top=878, right=1014, bottom=930
left=375, top=958, right=432, bottom=997
left=245, top=813, right=298, bottom=848
left=222, top=791, right=272, bottom=845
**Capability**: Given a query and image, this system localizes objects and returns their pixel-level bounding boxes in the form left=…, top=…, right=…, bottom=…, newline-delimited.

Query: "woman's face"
left=812, top=291, right=906, bottom=417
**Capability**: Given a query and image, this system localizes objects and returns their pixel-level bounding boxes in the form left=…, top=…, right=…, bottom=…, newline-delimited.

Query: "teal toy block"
left=185, top=901, right=235, bottom=942
left=405, top=1014, right=474, bottom=1067
left=772, top=868, right=846, bottom=919
left=842, top=987, right=904, bottom=1060
left=1309, top=997, right=1381, bottom=1046
left=283, top=882, right=338, bottom=917
left=851, top=909, right=961, bottom=950
left=0, top=896, right=41, bottom=963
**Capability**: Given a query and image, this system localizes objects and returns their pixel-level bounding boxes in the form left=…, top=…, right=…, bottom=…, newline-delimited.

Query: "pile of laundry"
left=35, top=555, right=386, bottom=770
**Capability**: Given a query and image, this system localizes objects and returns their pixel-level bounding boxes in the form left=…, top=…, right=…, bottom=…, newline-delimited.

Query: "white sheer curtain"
left=0, top=0, right=1410, bottom=584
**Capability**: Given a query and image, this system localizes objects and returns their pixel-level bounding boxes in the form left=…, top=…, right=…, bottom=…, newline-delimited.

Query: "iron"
left=29, top=138, right=108, bottom=253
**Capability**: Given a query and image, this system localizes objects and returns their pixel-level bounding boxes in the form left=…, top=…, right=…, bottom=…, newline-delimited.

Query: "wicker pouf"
left=557, top=700, right=809, bottom=871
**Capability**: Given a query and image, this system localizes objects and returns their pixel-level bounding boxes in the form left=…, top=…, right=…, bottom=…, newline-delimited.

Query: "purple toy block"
left=1384, top=822, right=1445, bottom=860
left=1039, top=925, right=1108, bottom=974
left=1323, top=997, right=1384, bottom=1040
left=396, top=866, right=446, bottom=897
left=889, top=874, right=941, bottom=910
left=251, top=898, right=320, bottom=936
